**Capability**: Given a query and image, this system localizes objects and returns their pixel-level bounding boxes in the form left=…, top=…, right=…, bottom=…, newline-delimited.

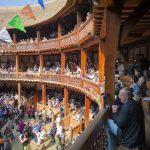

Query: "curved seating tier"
left=0, top=72, right=100, bottom=103
left=0, top=16, right=94, bottom=53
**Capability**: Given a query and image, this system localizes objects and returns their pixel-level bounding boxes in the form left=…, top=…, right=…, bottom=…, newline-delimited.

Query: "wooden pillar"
left=16, top=54, right=19, bottom=78
left=104, top=7, right=121, bottom=102
left=40, top=54, right=43, bottom=79
left=37, top=28, right=40, bottom=50
left=85, top=96, right=90, bottom=128
left=42, top=84, right=46, bottom=104
left=58, top=23, right=62, bottom=48
left=64, top=88, right=69, bottom=116
left=13, top=33, right=16, bottom=50
left=18, top=82, right=22, bottom=104
left=81, top=49, right=87, bottom=77
left=77, top=6, right=82, bottom=27
left=99, top=40, right=105, bottom=83
left=61, top=52, right=66, bottom=74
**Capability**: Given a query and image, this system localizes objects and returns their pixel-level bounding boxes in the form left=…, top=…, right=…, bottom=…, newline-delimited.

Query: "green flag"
left=8, top=14, right=26, bottom=33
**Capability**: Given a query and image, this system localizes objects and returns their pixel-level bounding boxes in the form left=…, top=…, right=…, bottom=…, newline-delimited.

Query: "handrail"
left=16, top=42, right=37, bottom=51
left=0, top=16, right=94, bottom=53
left=69, top=107, right=109, bottom=150
left=0, top=73, right=101, bottom=103
left=60, top=31, right=78, bottom=48
left=40, top=38, right=59, bottom=50
left=78, top=15, right=94, bottom=42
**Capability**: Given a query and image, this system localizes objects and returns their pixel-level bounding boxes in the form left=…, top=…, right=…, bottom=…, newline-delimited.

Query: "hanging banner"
left=8, top=14, right=26, bottom=33
left=37, top=0, right=45, bottom=10
left=0, top=28, right=12, bottom=43
left=20, top=4, right=36, bottom=20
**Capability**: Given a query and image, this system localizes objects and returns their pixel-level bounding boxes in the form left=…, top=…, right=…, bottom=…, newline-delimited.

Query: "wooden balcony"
left=16, top=42, right=37, bottom=52
left=69, top=107, right=109, bottom=150
left=60, top=31, right=78, bottom=48
left=0, top=72, right=100, bottom=103
left=0, top=16, right=94, bottom=53
left=78, top=15, right=94, bottom=43
left=40, top=38, right=59, bottom=51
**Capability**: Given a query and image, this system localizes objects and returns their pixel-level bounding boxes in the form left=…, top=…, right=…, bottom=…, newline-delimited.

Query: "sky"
left=0, top=0, right=48, bottom=6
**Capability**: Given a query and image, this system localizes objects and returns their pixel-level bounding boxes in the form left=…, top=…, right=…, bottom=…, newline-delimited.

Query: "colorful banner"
left=20, top=4, right=36, bottom=20
left=8, top=14, right=26, bottom=33
left=37, top=0, right=45, bottom=10
left=0, top=28, right=12, bottom=43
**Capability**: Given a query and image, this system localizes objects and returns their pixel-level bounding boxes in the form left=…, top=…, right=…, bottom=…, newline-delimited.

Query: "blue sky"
left=0, top=0, right=47, bottom=6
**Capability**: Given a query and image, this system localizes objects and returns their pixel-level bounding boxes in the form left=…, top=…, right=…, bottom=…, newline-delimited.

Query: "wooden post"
left=81, top=49, right=87, bottom=77
left=18, top=82, right=22, bottom=104
left=16, top=54, right=19, bottom=78
left=85, top=96, right=90, bottom=128
left=34, top=92, right=39, bottom=111
left=99, top=40, right=105, bottom=83
left=58, top=23, right=62, bottom=48
left=37, top=28, right=40, bottom=50
left=77, top=6, right=82, bottom=27
left=61, top=52, right=66, bottom=74
left=42, top=84, right=46, bottom=104
left=64, top=88, right=69, bottom=116
left=13, top=33, right=16, bottom=50
left=104, top=7, right=121, bottom=102
left=40, top=54, right=43, bottom=80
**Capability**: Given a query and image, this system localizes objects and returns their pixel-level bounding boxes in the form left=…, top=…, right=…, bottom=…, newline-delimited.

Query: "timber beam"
left=119, top=0, right=150, bottom=45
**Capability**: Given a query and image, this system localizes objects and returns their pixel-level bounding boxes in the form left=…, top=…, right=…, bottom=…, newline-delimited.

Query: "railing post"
left=81, top=49, right=87, bottom=78
left=40, top=54, right=43, bottom=80
left=61, top=52, right=66, bottom=74
left=85, top=96, right=90, bottom=128
left=13, top=33, right=16, bottom=51
left=42, top=84, right=46, bottom=104
left=18, top=82, right=22, bottom=105
left=64, top=87, right=69, bottom=116
left=37, top=27, right=40, bottom=51
left=58, top=23, right=62, bottom=48
left=16, top=54, right=19, bottom=79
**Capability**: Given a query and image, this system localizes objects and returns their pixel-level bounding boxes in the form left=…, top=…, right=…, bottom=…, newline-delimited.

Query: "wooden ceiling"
left=93, top=0, right=150, bottom=46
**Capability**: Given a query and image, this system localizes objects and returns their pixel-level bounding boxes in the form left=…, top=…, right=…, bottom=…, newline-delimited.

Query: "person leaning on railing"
left=107, top=87, right=145, bottom=150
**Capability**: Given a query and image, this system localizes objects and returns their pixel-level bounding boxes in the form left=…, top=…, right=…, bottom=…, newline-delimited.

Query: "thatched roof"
left=0, top=0, right=76, bottom=29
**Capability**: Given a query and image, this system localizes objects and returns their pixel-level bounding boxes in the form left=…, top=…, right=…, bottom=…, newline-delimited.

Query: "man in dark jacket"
left=107, top=87, right=145, bottom=150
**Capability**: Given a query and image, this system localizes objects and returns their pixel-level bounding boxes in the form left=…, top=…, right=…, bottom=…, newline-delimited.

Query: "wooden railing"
left=0, top=72, right=16, bottom=80
left=69, top=108, right=109, bottom=150
left=40, top=38, right=59, bottom=50
left=37, top=102, right=60, bottom=121
left=0, top=17, right=94, bottom=53
left=0, top=45, right=14, bottom=52
left=78, top=15, right=94, bottom=42
left=18, top=72, right=40, bottom=81
left=83, top=79, right=100, bottom=98
left=0, top=73, right=100, bottom=103
left=26, top=96, right=34, bottom=108
left=60, top=31, right=78, bottom=48
left=16, top=42, right=37, bottom=51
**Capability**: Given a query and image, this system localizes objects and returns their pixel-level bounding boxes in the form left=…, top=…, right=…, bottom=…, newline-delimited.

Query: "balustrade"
left=69, top=108, right=108, bottom=150
left=40, top=38, right=59, bottom=50
left=0, top=17, right=94, bottom=53
left=0, top=72, right=100, bottom=102
left=83, top=79, right=100, bottom=98
left=0, top=45, right=14, bottom=52
left=42, top=74, right=62, bottom=83
left=0, top=72, right=16, bottom=80
left=60, top=31, right=78, bottom=48
left=78, top=16, right=94, bottom=42
left=16, top=42, right=37, bottom=51
left=18, top=72, right=40, bottom=81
